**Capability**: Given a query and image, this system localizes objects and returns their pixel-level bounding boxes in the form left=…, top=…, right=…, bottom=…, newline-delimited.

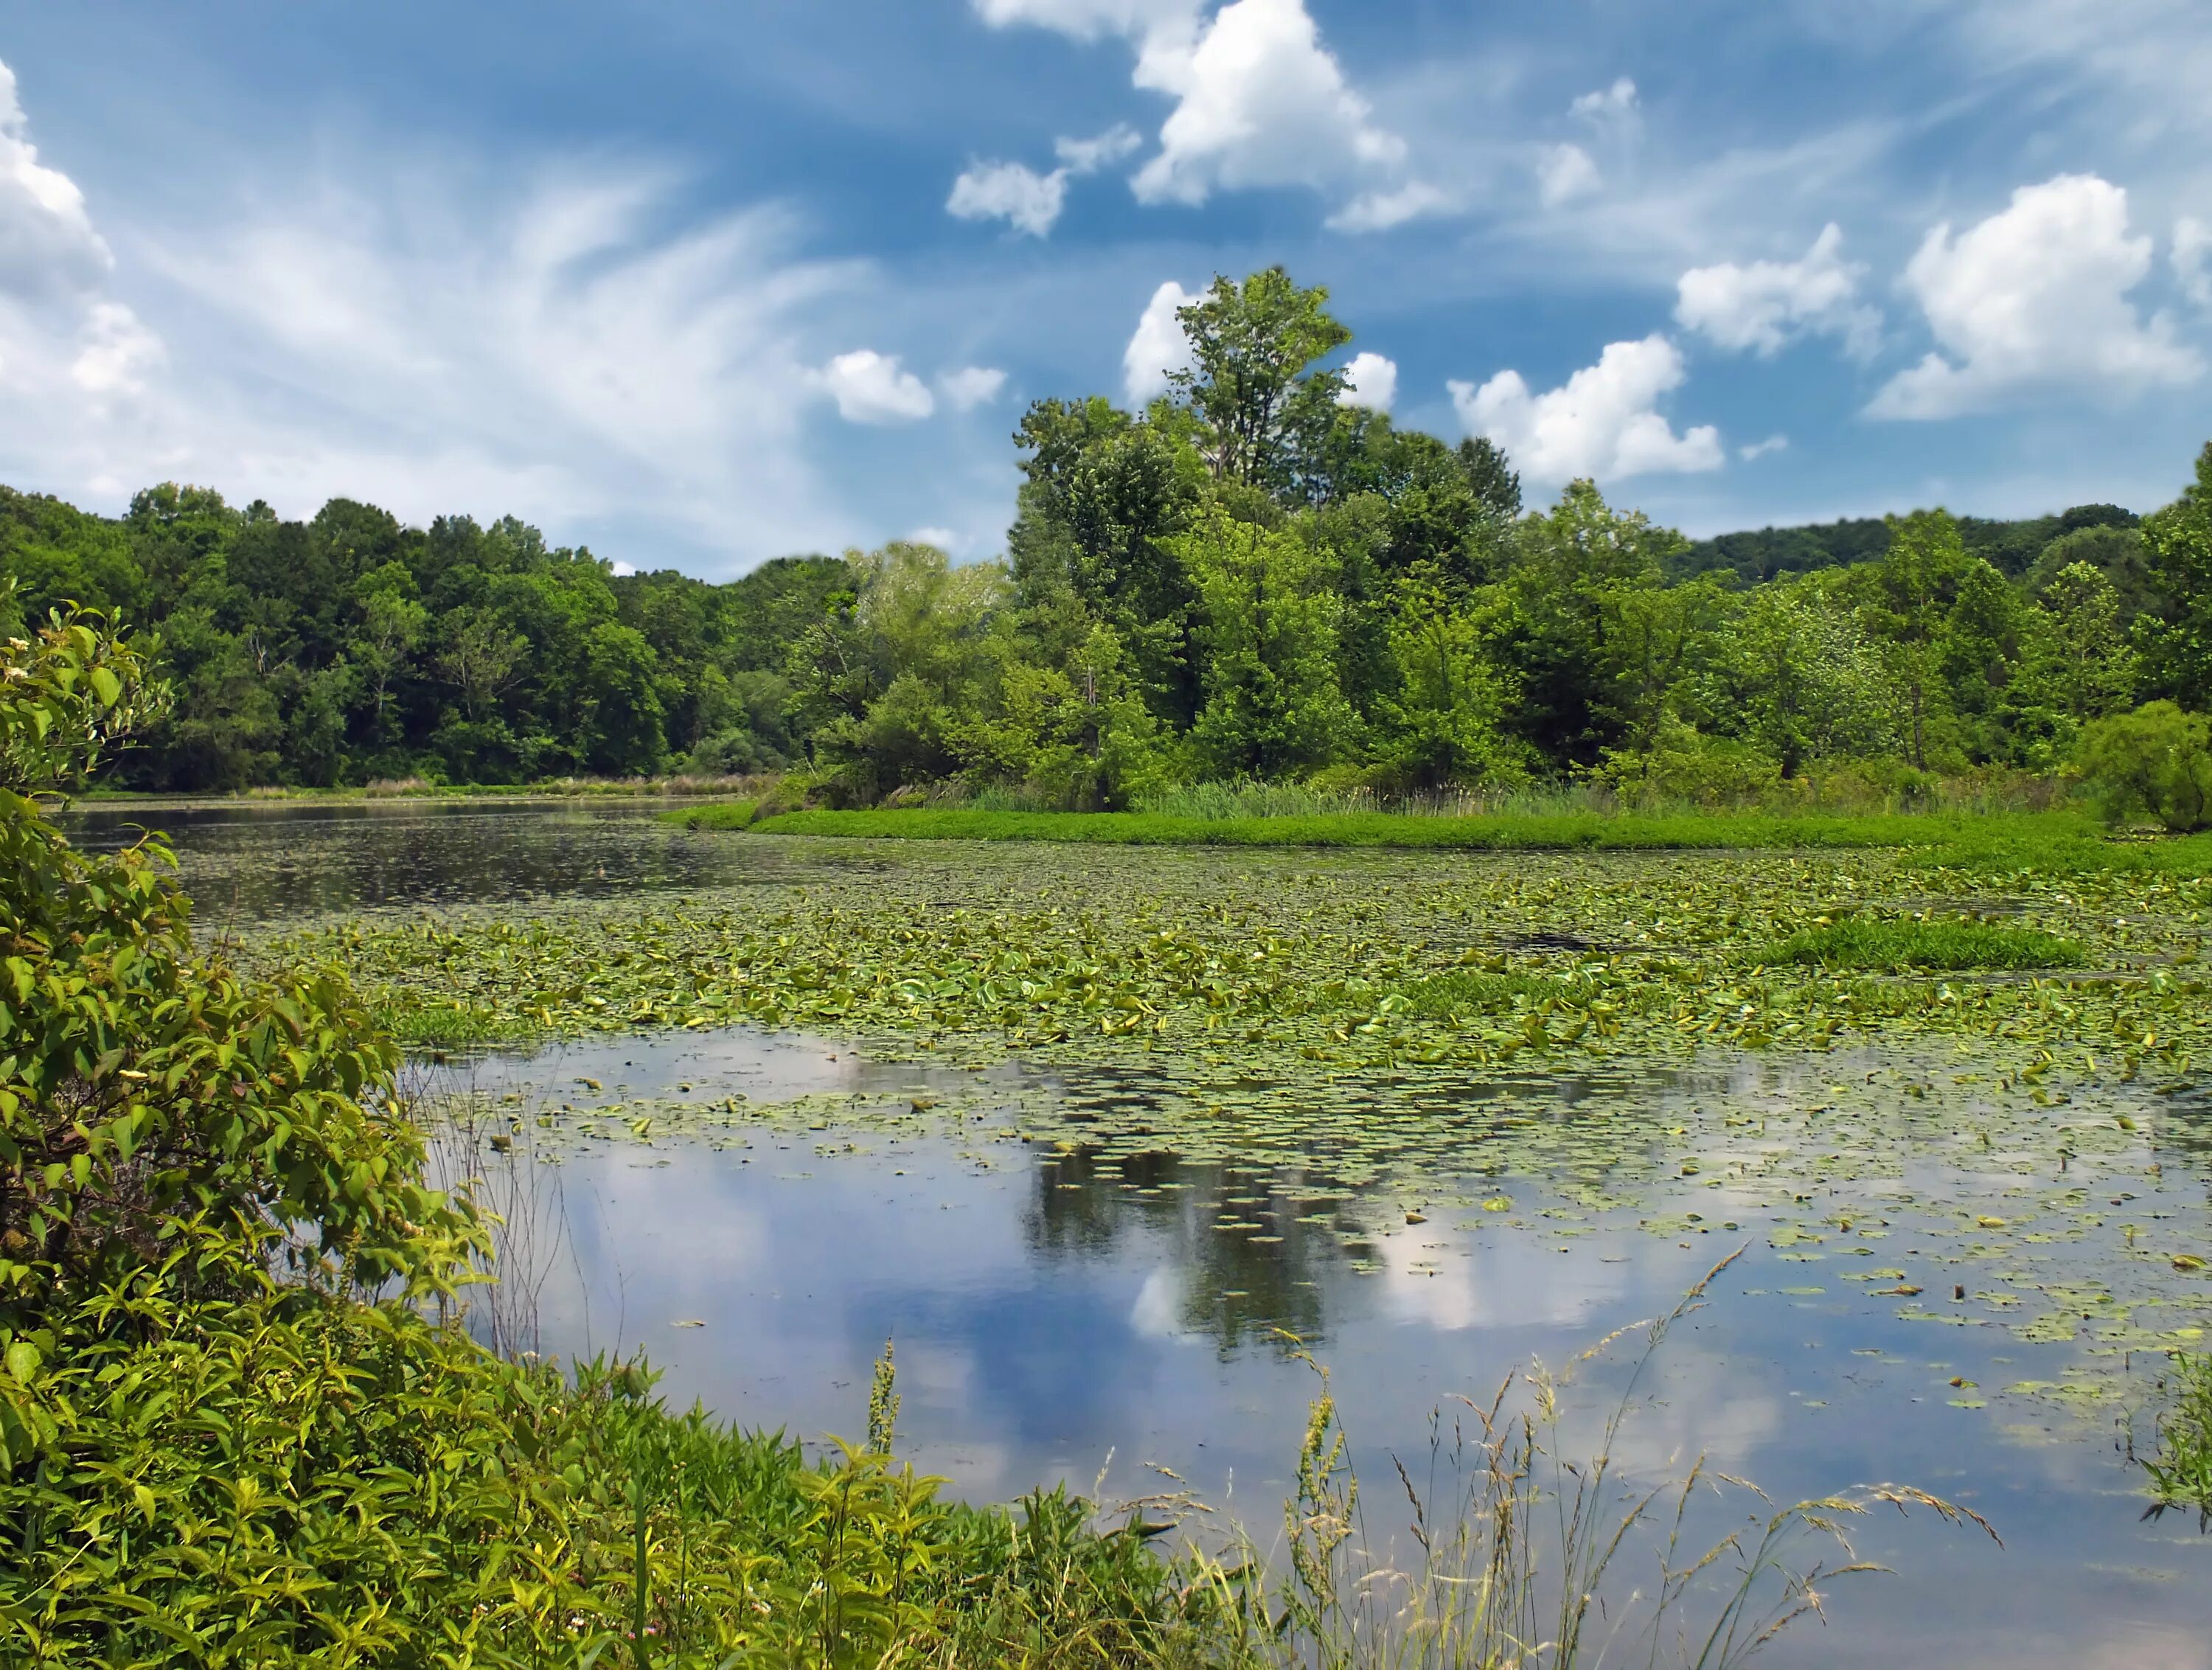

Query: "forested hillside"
left=5, top=267, right=2211, bottom=801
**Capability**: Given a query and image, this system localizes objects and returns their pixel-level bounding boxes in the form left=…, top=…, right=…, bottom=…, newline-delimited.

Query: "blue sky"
left=4, top=0, right=2212, bottom=577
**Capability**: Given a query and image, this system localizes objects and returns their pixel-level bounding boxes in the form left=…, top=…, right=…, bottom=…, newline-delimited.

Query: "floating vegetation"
left=283, top=840, right=2210, bottom=1078
left=280, top=835, right=2212, bottom=1438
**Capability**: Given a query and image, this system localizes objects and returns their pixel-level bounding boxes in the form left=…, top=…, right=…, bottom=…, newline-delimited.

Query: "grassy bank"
left=744, top=805, right=2212, bottom=873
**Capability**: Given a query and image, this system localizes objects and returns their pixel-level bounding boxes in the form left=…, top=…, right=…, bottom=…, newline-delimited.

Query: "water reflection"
left=60, top=799, right=883, bottom=930
left=1027, top=1145, right=1352, bottom=1349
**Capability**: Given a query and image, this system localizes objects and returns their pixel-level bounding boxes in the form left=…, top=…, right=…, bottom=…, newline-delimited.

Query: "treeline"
left=4, top=266, right=2211, bottom=803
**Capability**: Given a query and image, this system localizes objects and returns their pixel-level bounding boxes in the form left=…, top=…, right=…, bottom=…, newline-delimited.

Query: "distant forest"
left=4, top=268, right=2210, bottom=802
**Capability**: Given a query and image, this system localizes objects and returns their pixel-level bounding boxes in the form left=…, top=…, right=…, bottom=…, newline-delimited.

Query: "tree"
left=1377, top=568, right=1523, bottom=789
left=1174, top=508, right=1354, bottom=777
left=1500, top=480, right=1686, bottom=765
left=1171, top=268, right=1352, bottom=493
left=2021, top=561, right=2140, bottom=729
left=2140, top=441, right=2212, bottom=707
left=434, top=605, right=528, bottom=724
left=1859, top=509, right=1970, bottom=768
left=352, top=562, right=428, bottom=742
left=1707, top=581, right=1901, bottom=776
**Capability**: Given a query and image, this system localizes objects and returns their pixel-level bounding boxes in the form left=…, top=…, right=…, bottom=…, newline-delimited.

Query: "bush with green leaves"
left=2072, top=700, right=2212, bottom=831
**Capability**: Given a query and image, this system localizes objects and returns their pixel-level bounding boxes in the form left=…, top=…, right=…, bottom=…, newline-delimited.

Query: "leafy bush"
left=2073, top=700, right=2212, bottom=831
left=1590, top=717, right=1783, bottom=810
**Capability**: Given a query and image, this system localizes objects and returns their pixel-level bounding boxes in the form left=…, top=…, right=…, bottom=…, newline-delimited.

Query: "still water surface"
left=80, top=799, right=2212, bottom=1667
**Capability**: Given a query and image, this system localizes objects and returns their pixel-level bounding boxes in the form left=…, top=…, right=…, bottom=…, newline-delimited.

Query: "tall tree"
left=1171, top=268, right=1352, bottom=493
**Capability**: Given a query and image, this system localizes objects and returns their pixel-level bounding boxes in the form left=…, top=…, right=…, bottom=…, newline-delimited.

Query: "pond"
left=82, top=799, right=2212, bottom=1668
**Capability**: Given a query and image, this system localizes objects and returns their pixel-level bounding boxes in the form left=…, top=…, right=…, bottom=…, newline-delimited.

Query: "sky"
left=4, top=0, right=2212, bottom=578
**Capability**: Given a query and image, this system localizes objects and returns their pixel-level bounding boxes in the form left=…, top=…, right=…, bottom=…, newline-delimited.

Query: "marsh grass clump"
left=658, top=799, right=759, bottom=831
left=1756, top=916, right=2087, bottom=972
left=2143, top=1352, right=2212, bottom=1522
left=378, top=997, right=515, bottom=1051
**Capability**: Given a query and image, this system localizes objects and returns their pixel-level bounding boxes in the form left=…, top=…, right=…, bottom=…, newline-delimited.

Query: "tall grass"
left=2142, top=1351, right=2212, bottom=1523
left=1200, top=1249, right=1996, bottom=1669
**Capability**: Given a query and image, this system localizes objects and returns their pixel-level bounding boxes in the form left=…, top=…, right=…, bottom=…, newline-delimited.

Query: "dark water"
left=95, top=801, right=2212, bottom=1667
left=60, top=798, right=882, bottom=930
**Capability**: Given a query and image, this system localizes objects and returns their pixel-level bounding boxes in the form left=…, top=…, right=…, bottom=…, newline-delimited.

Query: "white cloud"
left=1570, top=77, right=1638, bottom=122
left=1449, top=335, right=1724, bottom=484
left=2176, top=216, right=2212, bottom=309
left=1054, top=124, right=1143, bottom=173
left=1328, top=181, right=1449, bottom=233
left=978, top=0, right=1430, bottom=223
left=1123, top=278, right=1196, bottom=403
left=819, top=349, right=936, bottom=424
left=609, top=558, right=637, bottom=577
left=0, top=58, right=113, bottom=302
left=947, top=160, right=1068, bottom=237
left=947, top=125, right=1144, bottom=240
left=1738, top=434, right=1789, bottom=461
left=4, top=140, right=869, bottom=562
left=1868, top=174, right=2201, bottom=420
left=937, top=364, right=1006, bottom=410
left=1337, top=349, right=1397, bottom=411
left=1131, top=0, right=1406, bottom=206
left=973, top=0, right=1195, bottom=39
left=907, top=525, right=958, bottom=551
left=69, top=300, right=161, bottom=395
left=1537, top=143, right=1600, bottom=207
left=1675, top=223, right=1879, bottom=358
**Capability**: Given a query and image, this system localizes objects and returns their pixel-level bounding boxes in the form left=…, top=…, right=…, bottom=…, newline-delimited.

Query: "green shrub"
left=2073, top=700, right=2212, bottom=831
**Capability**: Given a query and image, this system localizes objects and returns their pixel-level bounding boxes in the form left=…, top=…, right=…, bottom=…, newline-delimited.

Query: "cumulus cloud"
left=1123, top=278, right=1197, bottom=403
left=1449, top=335, right=1723, bottom=484
left=2177, top=216, right=2212, bottom=308
left=1336, top=349, right=1397, bottom=411
left=936, top=364, right=1006, bottom=410
left=1130, top=0, right=1404, bottom=205
left=1738, top=434, right=1789, bottom=461
left=1537, top=143, right=1600, bottom=207
left=1868, top=173, right=2201, bottom=420
left=819, top=349, right=936, bottom=424
left=1675, top=223, right=1879, bottom=358
left=908, top=525, right=959, bottom=551
left=978, top=0, right=1431, bottom=226
left=0, top=58, right=113, bottom=301
left=1570, top=76, right=1638, bottom=122
left=947, top=125, right=1145, bottom=238
left=947, top=161, right=1068, bottom=237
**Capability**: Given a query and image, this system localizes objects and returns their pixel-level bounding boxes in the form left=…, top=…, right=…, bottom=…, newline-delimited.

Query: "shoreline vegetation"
left=3, top=604, right=2029, bottom=1670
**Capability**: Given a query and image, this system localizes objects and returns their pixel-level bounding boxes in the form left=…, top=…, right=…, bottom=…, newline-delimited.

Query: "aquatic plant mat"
left=283, top=836, right=2212, bottom=1422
